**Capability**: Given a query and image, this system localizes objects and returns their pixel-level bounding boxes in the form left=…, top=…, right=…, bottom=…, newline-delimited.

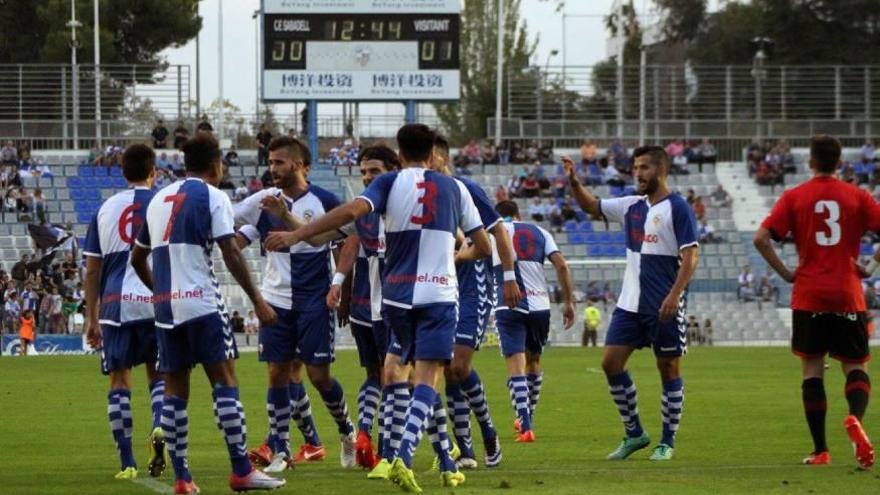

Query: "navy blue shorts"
left=382, top=304, right=456, bottom=364
left=455, top=296, right=492, bottom=350
left=156, top=312, right=238, bottom=373
left=496, top=309, right=551, bottom=357
left=101, top=321, right=158, bottom=375
left=351, top=320, right=389, bottom=368
left=259, top=305, right=335, bottom=365
left=605, top=307, right=687, bottom=357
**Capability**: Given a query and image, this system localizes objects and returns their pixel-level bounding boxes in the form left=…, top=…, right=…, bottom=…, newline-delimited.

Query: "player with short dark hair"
left=84, top=143, right=163, bottom=480
left=264, top=123, right=492, bottom=492
left=565, top=146, right=700, bottom=462
left=234, top=135, right=357, bottom=471
left=754, top=134, right=879, bottom=468
left=130, top=134, right=285, bottom=494
left=490, top=200, right=575, bottom=443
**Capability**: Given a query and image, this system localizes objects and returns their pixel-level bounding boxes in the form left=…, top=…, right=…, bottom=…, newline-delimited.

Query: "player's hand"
left=562, top=302, right=575, bottom=329
left=265, top=231, right=298, bottom=251
left=561, top=155, right=577, bottom=181
left=781, top=269, right=796, bottom=284
left=260, top=194, right=288, bottom=218
left=254, top=300, right=278, bottom=327
left=326, top=284, right=342, bottom=310
left=659, top=292, right=681, bottom=322
left=856, top=260, right=873, bottom=279
left=337, top=296, right=350, bottom=328
left=503, top=280, right=522, bottom=309
left=85, top=318, right=102, bottom=349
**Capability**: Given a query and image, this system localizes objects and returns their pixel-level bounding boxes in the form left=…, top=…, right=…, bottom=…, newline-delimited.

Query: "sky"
left=160, top=0, right=722, bottom=119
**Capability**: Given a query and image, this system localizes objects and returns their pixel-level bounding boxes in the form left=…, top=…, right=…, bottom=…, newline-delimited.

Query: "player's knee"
left=307, top=365, right=332, bottom=392
left=656, top=358, right=680, bottom=381
left=268, top=363, right=291, bottom=388
left=601, top=356, right=624, bottom=376
left=447, top=360, right=470, bottom=383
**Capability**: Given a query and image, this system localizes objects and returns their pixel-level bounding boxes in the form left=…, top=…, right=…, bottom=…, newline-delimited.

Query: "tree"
left=433, top=0, right=536, bottom=142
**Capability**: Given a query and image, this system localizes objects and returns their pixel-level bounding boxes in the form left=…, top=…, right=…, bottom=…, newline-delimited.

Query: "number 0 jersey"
left=83, top=186, right=155, bottom=326
left=761, top=176, right=880, bottom=312
left=136, top=178, right=236, bottom=328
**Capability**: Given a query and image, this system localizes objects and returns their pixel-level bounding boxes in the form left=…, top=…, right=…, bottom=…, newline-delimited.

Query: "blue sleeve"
left=672, top=199, right=699, bottom=249
left=135, top=217, right=151, bottom=249
left=83, top=214, right=101, bottom=257
left=359, top=172, right=397, bottom=214
left=460, top=177, right=501, bottom=229
left=312, top=185, right=341, bottom=213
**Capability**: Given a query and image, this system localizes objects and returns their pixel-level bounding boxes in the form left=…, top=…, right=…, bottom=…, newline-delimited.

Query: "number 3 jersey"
left=84, top=186, right=155, bottom=326
left=136, top=177, right=236, bottom=328
left=761, top=176, right=880, bottom=312
left=359, top=167, right=483, bottom=309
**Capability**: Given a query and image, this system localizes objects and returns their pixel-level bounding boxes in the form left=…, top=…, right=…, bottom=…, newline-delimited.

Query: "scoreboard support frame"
left=404, top=100, right=417, bottom=124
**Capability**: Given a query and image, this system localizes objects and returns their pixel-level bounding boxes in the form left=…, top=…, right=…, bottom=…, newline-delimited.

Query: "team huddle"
left=83, top=127, right=874, bottom=494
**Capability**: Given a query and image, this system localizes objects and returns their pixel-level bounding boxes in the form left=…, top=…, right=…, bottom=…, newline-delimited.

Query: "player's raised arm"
left=217, top=236, right=276, bottom=326
left=255, top=192, right=345, bottom=247
left=562, top=155, right=600, bottom=216
left=549, top=251, right=575, bottom=329
left=264, top=198, right=371, bottom=251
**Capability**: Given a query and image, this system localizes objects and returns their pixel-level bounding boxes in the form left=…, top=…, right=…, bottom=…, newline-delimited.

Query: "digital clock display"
left=263, top=14, right=460, bottom=70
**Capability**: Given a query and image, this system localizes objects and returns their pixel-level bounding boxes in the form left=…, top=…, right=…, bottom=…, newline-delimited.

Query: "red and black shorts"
left=792, top=310, right=870, bottom=363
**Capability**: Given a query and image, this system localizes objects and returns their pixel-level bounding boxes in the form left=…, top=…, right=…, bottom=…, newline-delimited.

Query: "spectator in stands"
left=173, top=120, right=190, bottom=149
left=224, top=145, right=240, bottom=167
left=47, top=287, right=63, bottom=334
left=602, top=163, right=625, bottom=187
left=702, top=318, right=714, bottom=345
left=671, top=152, right=689, bottom=175
left=520, top=173, right=540, bottom=198
left=855, top=155, right=875, bottom=185
left=665, top=139, right=685, bottom=161
left=196, top=114, right=213, bottom=133
left=696, top=138, right=716, bottom=172
left=249, top=175, right=264, bottom=194
left=11, top=254, right=28, bottom=288
left=865, top=285, right=879, bottom=309
left=538, top=142, right=554, bottom=164
left=256, top=124, right=273, bottom=168
left=32, top=160, right=52, bottom=179
left=699, top=219, right=722, bottom=243
left=737, top=265, right=756, bottom=302
left=608, top=138, right=627, bottom=166
left=463, top=139, right=481, bottom=165
left=151, top=119, right=169, bottom=148
left=234, top=181, right=249, bottom=202
left=15, top=187, right=31, bottom=214
left=758, top=274, right=779, bottom=305
left=580, top=139, right=597, bottom=165
left=862, top=140, right=876, bottom=163
left=709, top=185, right=733, bottom=208
left=494, top=185, right=508, bottom=204
left=582, top=302, right=601, bottom=347
left=18, top=140, right=30, bottom=165
left=1, top=140, right=18, bottom=166
left=686, top=315, right=701, bottom=345
left=528, top=198, right=548, bottom=222
left=32, top=188, right=46, bottom=224
left=692, top=197, right=706, bottom=221
left=157, top=152, right=170, bottom=171
left=260, top=166, right=274, bottom=188
left=4, top=289, right=20, bottom=334
left=481, top=142, right=499, bottom=164
left=169, top=153, right=185, bottom=177
left=231, top=310, right=244, bottom=334
left=506, top=174, right=520, bottom=197
left=552, top=173, right=567, bottom=199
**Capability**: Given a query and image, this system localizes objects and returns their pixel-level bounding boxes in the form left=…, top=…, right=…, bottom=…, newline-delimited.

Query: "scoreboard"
left=261, top=0, right=461, bottom=101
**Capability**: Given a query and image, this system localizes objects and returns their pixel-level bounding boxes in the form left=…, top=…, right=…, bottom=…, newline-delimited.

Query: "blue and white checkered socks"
left=607, top=371, right=644, bottom=438
left=148, top=379, right=165, bottom=430
left=267, top=387, right=292, bottom=457
left=397, top=384, right=435, bottom=468
left=385, top=383, right=410, bottom=462
left=108, top=389, right=136, bottom=470
left=378, top=387, right=392, bottom=459
left=357, top=377, right=381, bottom=436
left=161, top=395, right=192, bottom=482
left=507, top=376, right=532, bottom=433
left=460, top=369, right=497, bottom=440
left=661, top=377, right=684, bottom=447
left=289, top=381, right=322, bottom=446
left=526, top=372, right=543, bottom=419
left=445, top=383, right=476, bottom=459
left=426, top=393, right=457, bottom=472
left=319, top=378, right=354, bottom=435
left=212, top=385, right=252, bottom=477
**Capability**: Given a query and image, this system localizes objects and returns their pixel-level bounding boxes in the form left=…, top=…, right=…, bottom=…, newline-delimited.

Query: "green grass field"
left=2, top=346, right=879, bottom=494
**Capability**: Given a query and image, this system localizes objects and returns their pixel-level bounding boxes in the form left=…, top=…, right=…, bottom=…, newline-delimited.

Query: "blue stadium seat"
left=569, top=233, right=584, bottom=244
left=577, top=221, right=593, bottom=233
left=77, top=212, right=91, bottom=224
left=94, top=166, right=108, bottom=177
left=611, top=231, right=626, bottom=244
left=584, top=232, right=600, bottom=244
left=609, top=185, right=624, bottom=197
left=597, top=232, right=612, bottom=244
left=79, top=166, right=93, bottom=177
left=71, top=189, right=86, bottom=201
left=574, top=210, right=588, bottom=222
left=614, top=245, right=627, bottom=257
left=98, top=177, right=113, bottom=189
left=861, top=243, right=874, bottom=256
left=563, top=220, right=578, bottom=233
left=86, top=189, right=102, bottom=201
left=82, top=177, right=98, bottom=189
left=75, top=202, right=91, bottom=214
left=112, top=177, right=127, bottom=188
left=67, top=176, right=82, bottom=188
left=587, top=245, right=602, bottom=257
left=110, top=167, right=122, bottom=177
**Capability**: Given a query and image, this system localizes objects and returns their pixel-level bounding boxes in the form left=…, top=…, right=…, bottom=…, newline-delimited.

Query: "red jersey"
left=761, top=176, right=880, bottom=312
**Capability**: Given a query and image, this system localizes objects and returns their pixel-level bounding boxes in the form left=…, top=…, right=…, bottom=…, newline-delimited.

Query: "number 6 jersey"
left=135, top=177, right=236, bottom=328
left=761, top=175, right=880, bottom=312
left=84, top=186, right=155, bottom=327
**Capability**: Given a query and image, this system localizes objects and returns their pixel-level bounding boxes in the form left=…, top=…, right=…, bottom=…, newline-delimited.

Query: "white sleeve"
left=233, top=189, right=268, bottom=227
left=211, top=189, right=236, bottom=241
left=458, top=182, right=483, bottom=234
left=598, top=196, right=642, bottom=224
left=540, top=226, right=560, bottom=258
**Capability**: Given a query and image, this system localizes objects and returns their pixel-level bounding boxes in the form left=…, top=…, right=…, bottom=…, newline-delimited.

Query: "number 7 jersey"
left=761, top=175, right=880, bottom=312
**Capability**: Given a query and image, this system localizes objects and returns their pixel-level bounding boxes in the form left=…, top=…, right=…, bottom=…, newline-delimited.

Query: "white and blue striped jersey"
left=598, top=193, right=698, bottom=315
left=359, top=167, right=483, bottom=309
left=135, top=178, right=235, bottom=329
left=233, top=185, right=340, bottom=311
left=83, top=187, right=155, bottom=326
left=493, top=221, right=559, bottom=313
left=455, top=176, right=501, bottom=305
left=348, top=212, right=386, bottom=325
